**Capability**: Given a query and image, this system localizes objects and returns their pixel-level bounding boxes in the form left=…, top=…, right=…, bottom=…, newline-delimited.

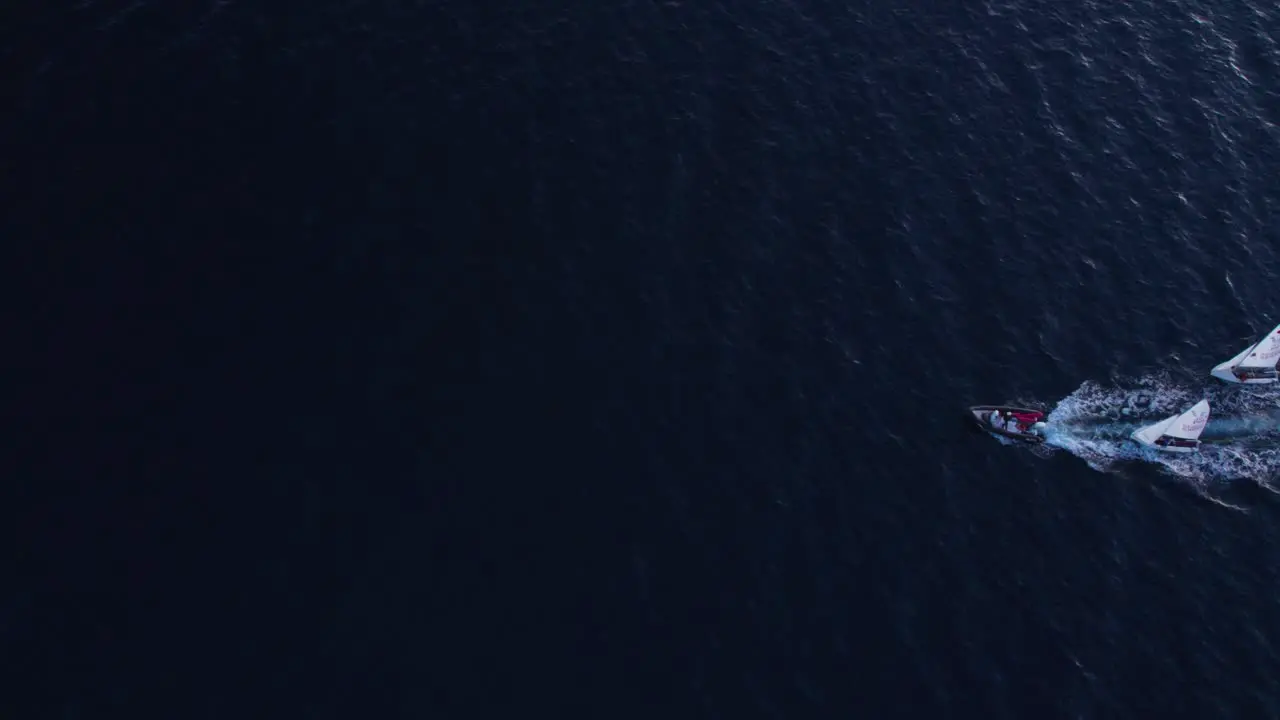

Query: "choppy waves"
left=1028, top=373, right=1280, bottom=486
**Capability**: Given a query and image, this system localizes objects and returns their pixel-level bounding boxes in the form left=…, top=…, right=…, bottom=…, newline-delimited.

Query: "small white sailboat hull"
left=1210, top=325, right=1280, bottom=384
left=1131, top=399, right=1210, bottom=454
left=1210, top=363, right=1247, bottom=383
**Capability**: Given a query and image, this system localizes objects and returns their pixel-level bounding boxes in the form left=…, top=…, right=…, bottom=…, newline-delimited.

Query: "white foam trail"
left=1036, top=373, right=1280, bottom=486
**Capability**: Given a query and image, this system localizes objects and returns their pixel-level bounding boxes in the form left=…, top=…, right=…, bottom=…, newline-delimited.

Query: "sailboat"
left=1130, top=399, right=1210, bottom=453
left=1210, top=324, right=1280, bottom=384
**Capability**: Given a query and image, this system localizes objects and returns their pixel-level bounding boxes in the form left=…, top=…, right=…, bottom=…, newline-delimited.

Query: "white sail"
left=1162, top=399, right=1210, bottom=440
left=1210, top=324, right=1280, bottom=383
left=1131, top=399, right=1209, bottom=453
left=1236, top=324, right=1280, bottom=368
left=1131, top=414, right=1178, bottom=447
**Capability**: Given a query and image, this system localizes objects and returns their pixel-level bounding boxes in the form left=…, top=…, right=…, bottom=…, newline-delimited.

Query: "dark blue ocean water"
left=11, top=0, right=1280, bottom=717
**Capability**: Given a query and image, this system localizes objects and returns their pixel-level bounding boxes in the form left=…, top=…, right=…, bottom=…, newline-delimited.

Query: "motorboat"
left=968, top=405, right=1048, bottom=444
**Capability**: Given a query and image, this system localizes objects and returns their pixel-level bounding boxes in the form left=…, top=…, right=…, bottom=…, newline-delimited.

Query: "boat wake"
left=1026, top=372, right=1280, bottom=489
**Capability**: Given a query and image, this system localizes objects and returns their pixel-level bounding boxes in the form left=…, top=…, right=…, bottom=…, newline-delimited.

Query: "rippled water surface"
left=11, top=0, right=1280, bottom=716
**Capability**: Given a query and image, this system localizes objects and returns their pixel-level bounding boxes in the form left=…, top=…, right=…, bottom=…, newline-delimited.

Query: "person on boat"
left=989, top=410, right=1016, bottom=433
left=1029, top=421, right=1047, bottom=436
